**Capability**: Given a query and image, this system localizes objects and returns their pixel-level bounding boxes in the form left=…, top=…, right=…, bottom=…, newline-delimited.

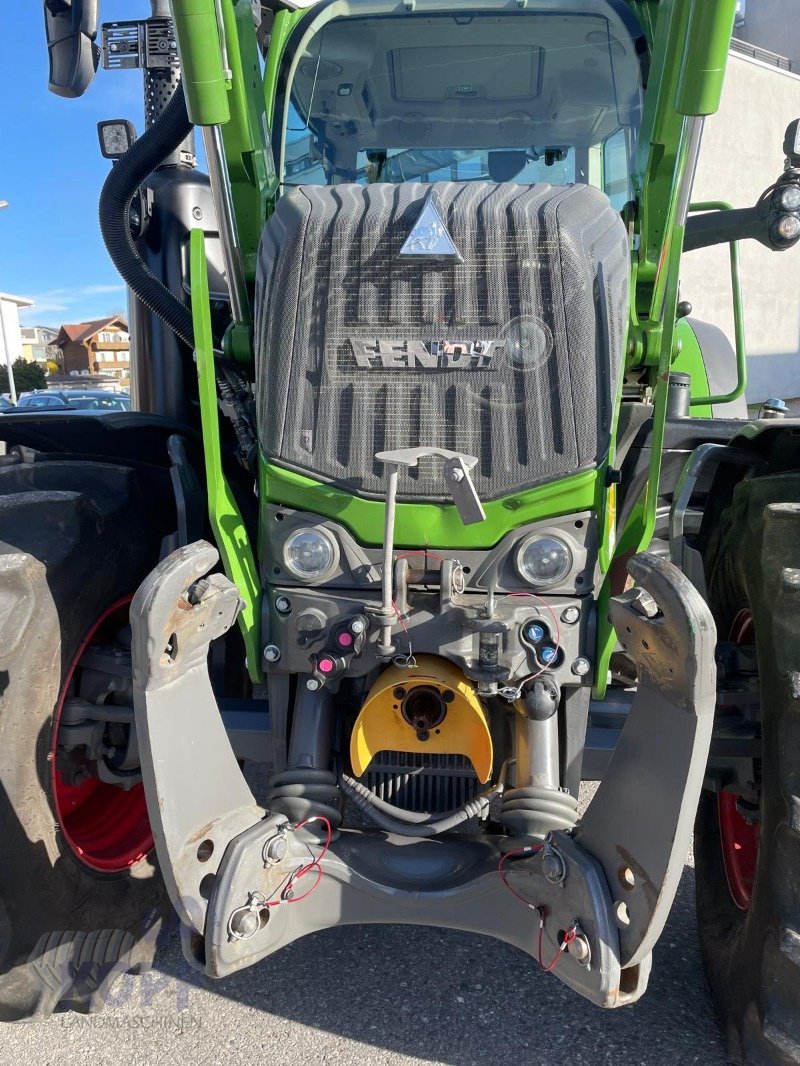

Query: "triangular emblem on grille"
left=400, top=197, right=462, bottom=261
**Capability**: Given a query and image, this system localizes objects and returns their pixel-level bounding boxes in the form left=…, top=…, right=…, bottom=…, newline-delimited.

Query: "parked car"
left=10, top=389, right=131, bottom=413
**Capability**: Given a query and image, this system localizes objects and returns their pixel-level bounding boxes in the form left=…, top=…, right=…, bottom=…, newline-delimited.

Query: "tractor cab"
left=275, top=1, right=643, bottom=211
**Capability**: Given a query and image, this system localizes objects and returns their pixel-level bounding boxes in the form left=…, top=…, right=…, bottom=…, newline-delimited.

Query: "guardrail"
left=731, top=37, right=793, bottom=72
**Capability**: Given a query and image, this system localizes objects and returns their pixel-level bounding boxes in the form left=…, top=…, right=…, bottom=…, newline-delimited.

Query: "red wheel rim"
left=718, top=791, right=759, bottom=910
left=51, top=596, right=153, bottom=873
left=718, top=609, right=759, bottom=911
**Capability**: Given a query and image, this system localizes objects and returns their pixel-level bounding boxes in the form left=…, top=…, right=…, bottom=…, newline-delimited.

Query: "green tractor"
left=3, top=0, right=800, bottom=1059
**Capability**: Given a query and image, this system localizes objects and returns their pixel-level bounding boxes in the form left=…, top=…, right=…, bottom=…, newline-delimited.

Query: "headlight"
left=775, top=213, right=800, bottom=241
left=282, top=527, right=338, bottom=582
left=778, top=184, right=800, bottom=211
left=515, top=534, right=573, bottom=588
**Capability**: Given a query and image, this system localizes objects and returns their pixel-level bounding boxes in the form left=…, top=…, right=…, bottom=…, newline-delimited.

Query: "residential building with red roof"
left=52, top=316, right=130, bottom=385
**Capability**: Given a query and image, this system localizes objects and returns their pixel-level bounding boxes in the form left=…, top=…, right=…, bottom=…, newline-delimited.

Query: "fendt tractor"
left=3, top=0, right=800, bottom=1060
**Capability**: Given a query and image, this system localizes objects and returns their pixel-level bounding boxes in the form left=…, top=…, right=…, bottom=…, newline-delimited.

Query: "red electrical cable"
left=391, top=600, right=412, bottom=642
left=538, top=921, right=578, bottom=972
left=498, top=844, right=544, bottom=907
left=394, top=550, right=449, bottom=565
left=498, top=845, right=576, bottom=973
left=264, top=815, right=332, bottom=909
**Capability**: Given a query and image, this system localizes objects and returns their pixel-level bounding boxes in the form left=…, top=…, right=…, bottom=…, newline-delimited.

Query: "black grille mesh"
left=255, top=182, right=628, bottom=501
left=360, top=750, right=480, bottom=815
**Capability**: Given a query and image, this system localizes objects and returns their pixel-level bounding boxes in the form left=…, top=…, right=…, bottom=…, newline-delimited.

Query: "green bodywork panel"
left=190, top=228, right=263, bottom=682
left=217, top=0, right=272, bottom=282
left=261, top=462, right=603, bottom=550
left=671, top=319, right=714, bottom=419
left=170, top=0, right=230, bottom=125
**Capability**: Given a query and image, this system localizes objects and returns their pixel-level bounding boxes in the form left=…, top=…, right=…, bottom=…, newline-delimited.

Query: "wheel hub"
left=51, top=597, right=153, bottom=873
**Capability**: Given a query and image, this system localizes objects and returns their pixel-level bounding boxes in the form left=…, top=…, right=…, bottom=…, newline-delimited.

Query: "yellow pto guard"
left=350, top=655, right=493, bottom=783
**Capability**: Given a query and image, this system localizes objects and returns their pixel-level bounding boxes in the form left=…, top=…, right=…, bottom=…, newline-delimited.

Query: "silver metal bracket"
left=574, top=552, right=717, bottom=968
left=131, top=541, right=265, bottom=934
left=375, top=447, right=485, bottom=655
left=376, top=447, right=486, bottom=526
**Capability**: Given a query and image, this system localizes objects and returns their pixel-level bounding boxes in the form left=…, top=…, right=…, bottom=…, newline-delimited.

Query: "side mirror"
left=43, top=0, right=100, bottom=98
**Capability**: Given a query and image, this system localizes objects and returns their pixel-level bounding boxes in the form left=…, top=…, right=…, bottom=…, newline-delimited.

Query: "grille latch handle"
left=374, top=448, right=485, bottom=656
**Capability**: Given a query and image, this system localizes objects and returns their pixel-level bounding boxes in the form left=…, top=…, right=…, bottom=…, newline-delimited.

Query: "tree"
left=0, top=359, right=47, bottom=396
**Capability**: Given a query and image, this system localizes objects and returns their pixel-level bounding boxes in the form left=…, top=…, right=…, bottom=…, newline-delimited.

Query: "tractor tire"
left=0, top=451, right=171, bottom=1020
left=695, top=473, right=800, bottom=1065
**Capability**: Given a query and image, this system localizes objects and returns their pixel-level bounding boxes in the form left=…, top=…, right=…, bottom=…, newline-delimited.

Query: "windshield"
left=278, top=2, right=645, bottom=209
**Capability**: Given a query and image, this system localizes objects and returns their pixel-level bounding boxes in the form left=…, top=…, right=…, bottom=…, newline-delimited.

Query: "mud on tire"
left=0, top=451, right=171, bottom=1020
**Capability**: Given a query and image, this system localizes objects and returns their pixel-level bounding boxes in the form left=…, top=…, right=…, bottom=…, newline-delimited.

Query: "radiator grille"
left=360, top=750, right=480, bottom=814
left=255, top=181, right=628, bottom=501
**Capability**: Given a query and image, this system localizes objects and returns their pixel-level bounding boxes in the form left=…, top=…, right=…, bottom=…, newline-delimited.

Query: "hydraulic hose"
left=99, top=80, right=195, bottom=349
left=340, top=772, right=504, bottom=838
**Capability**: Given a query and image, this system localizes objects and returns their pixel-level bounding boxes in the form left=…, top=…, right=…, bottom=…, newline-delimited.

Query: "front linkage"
left=131, top=542, right=715, bottom=1007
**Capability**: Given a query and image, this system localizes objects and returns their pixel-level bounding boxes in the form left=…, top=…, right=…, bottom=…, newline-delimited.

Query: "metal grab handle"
left=686, top=201, right=747, bottom=407
left=669, top=443, right=762, bottom=565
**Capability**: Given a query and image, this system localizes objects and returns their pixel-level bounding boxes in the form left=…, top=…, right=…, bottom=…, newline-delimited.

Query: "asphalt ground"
left=2, top=784, right=728, bottom=1066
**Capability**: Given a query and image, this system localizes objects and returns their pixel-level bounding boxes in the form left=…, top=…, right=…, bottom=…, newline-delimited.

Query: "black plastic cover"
left=44, top=0, right=100, bottom=99
left=255, top=182, right=629, bottom=502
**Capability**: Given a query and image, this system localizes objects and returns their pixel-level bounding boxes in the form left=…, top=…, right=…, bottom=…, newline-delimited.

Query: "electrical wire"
left=263, top=816, right=332, bottom=909
left=394, top=550, right=449, bottom=565
left=497, top=844, right=577, bottom=972
left=498, top=843, right=544, bottom=907
left=391, top=600, right=417, bottom=667
left=226, top=815, right=333, bottom=942
left=506, top=591, right=563, bottom=692
left=538, top=920, right=578, bottom=972
left=275, top=815, right=332, bottom=905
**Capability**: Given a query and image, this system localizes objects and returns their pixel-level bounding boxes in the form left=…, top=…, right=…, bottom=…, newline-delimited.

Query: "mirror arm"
left=683, top=206, right=765, bottom=252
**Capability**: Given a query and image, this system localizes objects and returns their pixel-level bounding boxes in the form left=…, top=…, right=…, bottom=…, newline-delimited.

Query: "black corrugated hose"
left=339, top=772, right=504, bottom=838
left=99, top=80, right=195, bottom=349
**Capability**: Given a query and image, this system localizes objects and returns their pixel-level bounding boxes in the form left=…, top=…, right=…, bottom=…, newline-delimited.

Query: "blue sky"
left=0, top=2, right=155, bottom=327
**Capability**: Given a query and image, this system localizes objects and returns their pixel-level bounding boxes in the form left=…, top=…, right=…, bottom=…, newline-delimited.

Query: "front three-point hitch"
left=131, top=542, right=715, bottom=1006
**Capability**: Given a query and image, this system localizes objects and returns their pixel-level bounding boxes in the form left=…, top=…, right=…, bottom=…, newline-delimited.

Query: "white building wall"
left=735, top=0, right=800, bottom=68
left=0, top=296, right=30, bottom=368
left=680, top=54, right=800, bottom=402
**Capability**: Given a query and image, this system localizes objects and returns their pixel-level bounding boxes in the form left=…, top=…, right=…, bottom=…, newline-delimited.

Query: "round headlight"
left=516, top=534, right=573, bottom=588
left=779, top=184, right=800, bottom=211
left=283, top=527, right=337, bottom=581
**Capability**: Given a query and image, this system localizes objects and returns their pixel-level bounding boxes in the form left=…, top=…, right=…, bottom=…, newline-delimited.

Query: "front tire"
left=0, top=452, right=170, bottom=1019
